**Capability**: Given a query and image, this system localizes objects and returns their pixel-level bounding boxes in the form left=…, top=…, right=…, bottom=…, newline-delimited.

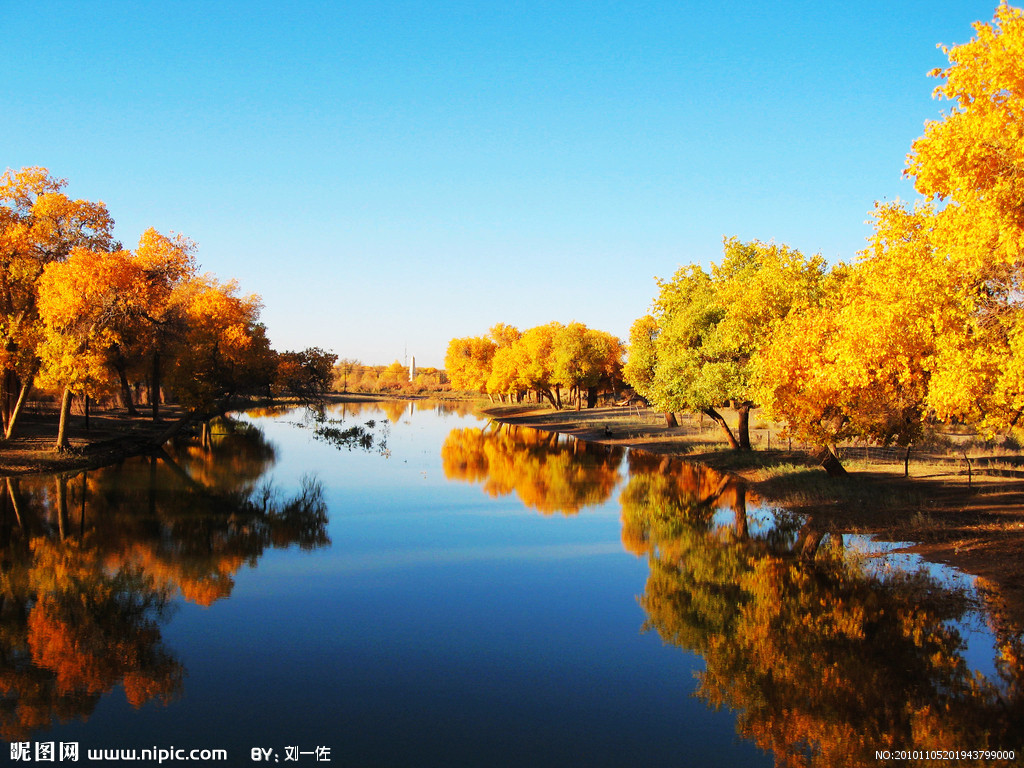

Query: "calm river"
left=0, top=400, right=1020, bottom=766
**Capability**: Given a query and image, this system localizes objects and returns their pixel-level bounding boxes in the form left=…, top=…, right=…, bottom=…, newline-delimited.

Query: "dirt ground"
left=480, top=403, right=1024, bottom=631
left=0, top=403, right=189, bottom=475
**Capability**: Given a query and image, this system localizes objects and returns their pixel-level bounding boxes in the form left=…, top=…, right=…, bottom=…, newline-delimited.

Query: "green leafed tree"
left=640, top=239, right=826, bottom=450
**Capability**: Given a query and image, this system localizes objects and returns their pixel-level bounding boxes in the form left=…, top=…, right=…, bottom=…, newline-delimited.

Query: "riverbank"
left=0, top=405, right=192, bottom=476
left=479, top=403, right=1024, bottom=629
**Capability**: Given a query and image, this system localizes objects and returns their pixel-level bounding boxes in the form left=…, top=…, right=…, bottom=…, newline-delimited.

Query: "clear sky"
left=2, top=0, right=998, bottom=368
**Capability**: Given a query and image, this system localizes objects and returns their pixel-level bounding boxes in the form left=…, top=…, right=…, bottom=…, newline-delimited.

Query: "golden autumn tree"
left=36, top=247, right=149, bottom=452
left=754, top=4, right=1024, bottom=464
left=0, top=168, right=115, bottom=439
left=551, top=322, right=623, bottom=409
left=517, top=321, right=564, bottom=408
left=487, top=341, right=530, bottom=402
left=444, top=335, right=497, bottom=394
left=448, top=320, right=622, bottom=407
left=163, top=275, right=274, bottom=414
left=906, top=1, right=1024, bottom=268
left=486, top=321, right=566, bottom=408
left=752, top=206, right=952, bottom=474
left=128, top=228, right=197, bottom=420
left=487, top=322, right=521, bottom=349
left=485, top=323, right=526, bottom=402
left=274, top=347, right=338, bottom=399
left=901, top=2, right=1024, bottom=433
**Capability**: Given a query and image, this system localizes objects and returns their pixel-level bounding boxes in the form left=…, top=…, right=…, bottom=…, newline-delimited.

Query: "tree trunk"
left=701, top=407, right=740, bottom=450
left=55, top=474, right=68, bottom=540
left=735, top=402, right=752, bottom=451
left=114, top=355, right=138, bottom=415
left=587, top=386, right=598, bottom=408
left=6, top=477, right=24, bottom=528
left=815, top=444, right=847, bottom=476
left=3, top=379, right=32, bottom=440
left=664, top=412, right=678, bottom=427
left=539, top=388, right=558, bottom=409
left=151, top=351, right=162, bottom=422
left=796, top=521, right=826, bottom=559
left=0, top=369, right=10, bottom=436
left=55, top=388, right=73, bottom=453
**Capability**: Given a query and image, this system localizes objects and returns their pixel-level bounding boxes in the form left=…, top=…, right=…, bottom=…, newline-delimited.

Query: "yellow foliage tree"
left=164, top=276, right=273, bottom=413
left=753, top=205, right=956, bottom=472
left=756, top=5, right=1024, bottom=461
left=37, top=248, right=149, bottom=451
left=444, top=335, right=496, bottom=394
left=0, top=168, right=115, bottom=438
left=552, top=322, right=623, bottom=409
left=129, top=228, right=197, bottom=419
left=899, top=4, right=1024, bottom=433
left=907, top=1, right=1024, bottom=269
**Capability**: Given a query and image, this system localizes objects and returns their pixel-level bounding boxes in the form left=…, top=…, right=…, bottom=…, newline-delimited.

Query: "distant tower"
left=409, top=356, right=416, bottom=382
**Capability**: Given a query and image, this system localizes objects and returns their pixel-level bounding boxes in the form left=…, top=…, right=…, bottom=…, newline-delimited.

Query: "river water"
left=0, top=400, right=1019, bottom=766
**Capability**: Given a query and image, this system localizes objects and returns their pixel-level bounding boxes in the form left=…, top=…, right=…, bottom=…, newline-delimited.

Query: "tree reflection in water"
left=621, top=454, right=1024, bottom=766
left=0, top=416, right=329, bottom=740
left=441, top=423, right=624, bottom=515
left=440, top=423, right=1024, bottom=761
left=286, top=404, right=390, bottom=455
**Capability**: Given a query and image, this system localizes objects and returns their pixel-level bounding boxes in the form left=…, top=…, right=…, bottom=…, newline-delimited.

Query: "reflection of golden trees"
left=441, top=424, right=624, bottom=515
left=170, top=416, right=276, bottom=493
left=379, top=400, right=411, bottom=424
left=312, top=398, right=477, bottom=424
left=623, top=465, right=1024, bottom=766
left=0, top=535, right=183, bottom=741
left=413, top=399, right=478, bottom=418
left=26, top=540, right=182, bottom=708
left=0, top=416, right=329, bottom=739
left=323, top=401, right=380, bottom=420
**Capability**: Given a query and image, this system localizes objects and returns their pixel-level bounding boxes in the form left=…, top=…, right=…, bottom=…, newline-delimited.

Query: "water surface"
left=0, top=401, right=1019, bottom=766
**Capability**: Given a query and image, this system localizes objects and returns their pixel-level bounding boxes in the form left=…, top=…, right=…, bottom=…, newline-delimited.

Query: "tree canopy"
left=626, top=239, right=825, bottom=451
left=445, top=321, right=623, bottom=408
left=0, top=167, right=290, bottom=450
left=625, top=4, right=1024, bottom=470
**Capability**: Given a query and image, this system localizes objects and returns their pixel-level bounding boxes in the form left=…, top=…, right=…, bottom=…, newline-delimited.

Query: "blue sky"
left=2, top=1, right=998, bottom=367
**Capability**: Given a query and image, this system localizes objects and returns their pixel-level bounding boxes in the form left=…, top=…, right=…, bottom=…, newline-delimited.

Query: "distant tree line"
left=445, top=321, right=624, bottom=409
left=332, top=359, right=447, bottom=394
